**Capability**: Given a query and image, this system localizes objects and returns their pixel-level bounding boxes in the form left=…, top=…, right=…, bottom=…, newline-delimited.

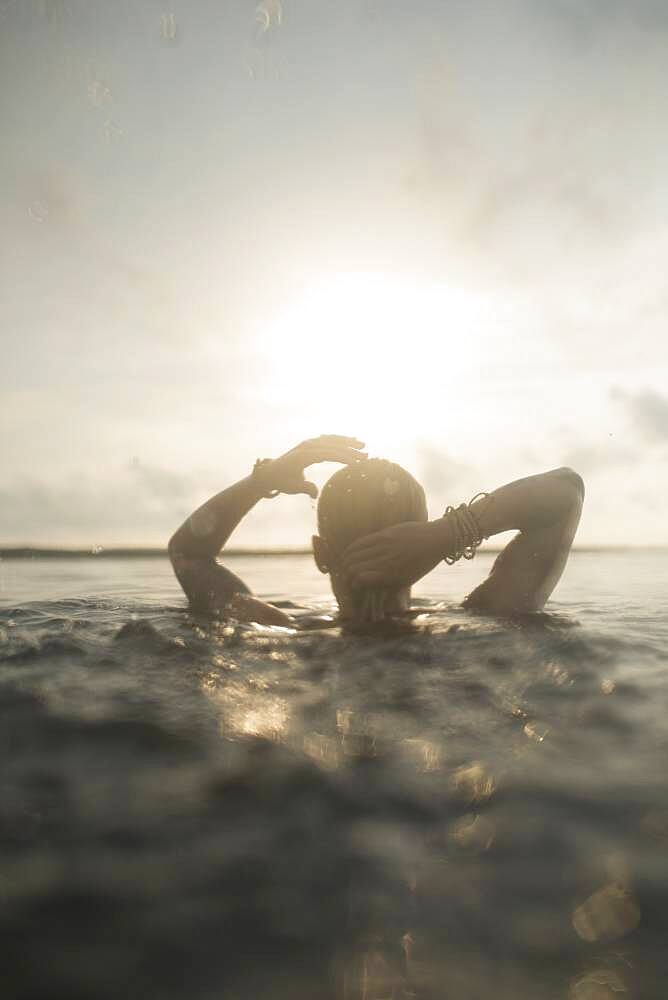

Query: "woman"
left=168, top=435, right=584, bottom=626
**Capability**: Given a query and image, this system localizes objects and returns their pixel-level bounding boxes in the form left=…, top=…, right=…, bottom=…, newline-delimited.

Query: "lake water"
left=1, top=552, right=668, bottom=999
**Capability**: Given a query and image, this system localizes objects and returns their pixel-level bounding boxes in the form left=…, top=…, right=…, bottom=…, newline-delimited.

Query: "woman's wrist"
left=249, top=459, right=280, bottom=499
left=427, top=516, right=455, bottom=559
left=432, top=495, right=490, bottom=564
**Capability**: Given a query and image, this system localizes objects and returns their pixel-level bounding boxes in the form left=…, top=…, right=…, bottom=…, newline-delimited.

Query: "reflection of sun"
left=201, top=672, right=289, bottom=741
left=257, top=272, right=489, bottom=454
left=240, top=700, right=288, bottom=739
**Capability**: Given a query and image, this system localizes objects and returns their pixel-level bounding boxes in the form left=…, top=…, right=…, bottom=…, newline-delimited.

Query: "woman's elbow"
left=550, top=467, right=585, bottom=510
left=167, top=532, right=183, bottom=565
left=556, top=467, right=584, bottom=499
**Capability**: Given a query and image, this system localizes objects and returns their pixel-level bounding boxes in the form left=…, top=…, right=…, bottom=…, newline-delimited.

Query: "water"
left=1, top=552, right=668, bottom=999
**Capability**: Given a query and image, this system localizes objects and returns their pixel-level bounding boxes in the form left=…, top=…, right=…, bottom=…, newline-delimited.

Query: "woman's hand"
left=341, top=519, right=448, bottom=588
left=254, top=435, right=367, bottom=499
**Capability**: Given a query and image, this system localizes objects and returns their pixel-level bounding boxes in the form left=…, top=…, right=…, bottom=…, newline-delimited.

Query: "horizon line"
left=1, top=545, right=667, bottom=559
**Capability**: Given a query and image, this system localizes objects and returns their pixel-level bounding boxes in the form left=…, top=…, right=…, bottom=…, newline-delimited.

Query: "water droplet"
left=87, top=78, right=113, bottom=108
left=254, top=1, right=279, bottom=34
left=452, top=761, right=496, bottom=803
left=160, top=12, right=178, bottom=41
left=28, top=200, right=48, bottom=223
left=569, top=967, right=630, bottom=1000
left=523, top=721, right=549, bottom=743
left=103, top=118, right=123, bottom=144
left=448, top=813, right=496, bottom=853
left=572, top=884, right=641, bottom=943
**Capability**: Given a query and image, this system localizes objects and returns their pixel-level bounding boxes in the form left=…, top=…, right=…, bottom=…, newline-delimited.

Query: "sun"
left=255, top=271, right=490, bottom=455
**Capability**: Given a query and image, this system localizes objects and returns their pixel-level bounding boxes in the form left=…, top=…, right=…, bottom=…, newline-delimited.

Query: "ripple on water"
left=0, top=593, right=667, bottom=998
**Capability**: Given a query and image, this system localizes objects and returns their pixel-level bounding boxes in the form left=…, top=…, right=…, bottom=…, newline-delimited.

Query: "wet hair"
left=317, top=458, right=428, bottom=557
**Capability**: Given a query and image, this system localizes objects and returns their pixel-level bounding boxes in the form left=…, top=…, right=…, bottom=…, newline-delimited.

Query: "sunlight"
left=256, top=272, right=491, bottom=454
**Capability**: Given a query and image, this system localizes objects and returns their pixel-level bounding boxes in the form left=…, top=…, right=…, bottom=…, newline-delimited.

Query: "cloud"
left=409, top=1, right=668, bottom=285
left=0, top=462, right=200, bottom=546
left=559, top=443, right=637, bottom=476
left=416, top=446, right=471, bottom=498
left=128, top=459, right=192, bottom=502
left=611, top=387, right=668, bottom=442
left=551, top=0, right=668, bottom=38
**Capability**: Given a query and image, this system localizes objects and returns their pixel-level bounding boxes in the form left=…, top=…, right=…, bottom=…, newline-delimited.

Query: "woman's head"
left=312, top=458, right=427, bottom=618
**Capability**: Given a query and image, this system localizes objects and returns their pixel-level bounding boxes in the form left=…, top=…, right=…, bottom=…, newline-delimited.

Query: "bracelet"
left=442, top=492, right=490, bottom=565
left=252, top=458, right=280, bottom=499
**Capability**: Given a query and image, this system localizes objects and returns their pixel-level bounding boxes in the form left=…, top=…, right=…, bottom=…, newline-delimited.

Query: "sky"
left=1, top=0, right=668, bottom=549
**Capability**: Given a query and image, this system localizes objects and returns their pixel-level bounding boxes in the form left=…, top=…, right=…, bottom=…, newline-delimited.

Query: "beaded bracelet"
left=251, top=458, right=280, bottom=499
left=442, top=492, right=490, bottom=565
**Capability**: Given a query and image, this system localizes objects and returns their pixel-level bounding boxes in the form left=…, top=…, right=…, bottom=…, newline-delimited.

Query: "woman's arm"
left=341, top=467, right=584, bottom=614
left=169, top=474, right=269, bottom=563
left=168, top=474, right=273, bottom=618
left=168, top=436, right=366, bottom=617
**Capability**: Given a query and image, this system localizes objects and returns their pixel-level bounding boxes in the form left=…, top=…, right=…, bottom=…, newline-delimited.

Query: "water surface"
left=1, top=552, right=667, bottom=999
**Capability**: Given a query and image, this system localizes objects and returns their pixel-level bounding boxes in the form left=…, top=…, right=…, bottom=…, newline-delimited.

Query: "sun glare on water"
left=257, top=272, right=491, bottom=454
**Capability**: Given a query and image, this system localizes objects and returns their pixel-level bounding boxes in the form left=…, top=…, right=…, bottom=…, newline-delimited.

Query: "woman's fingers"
left=297, top=436, right=365, bottom=455
left=344, top=553, right=387, bottom=576
left=342, top=530, right=391, bottom=565
left=347, top=560, right=392, bottom=585
left=345, top=560, right=391, bottom=586
left=342, top=540, right=387, bottom=570
left=342, top=534, right=382, bottom=561
left=307, top=435, right=365, bottom=448
left=300, top=445, right=367, bottom=466
left=298, top=480, right=319, bottom=499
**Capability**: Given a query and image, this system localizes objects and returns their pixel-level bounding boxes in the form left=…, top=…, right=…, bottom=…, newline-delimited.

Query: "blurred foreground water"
left=1, top=552, right=668, bottom=999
